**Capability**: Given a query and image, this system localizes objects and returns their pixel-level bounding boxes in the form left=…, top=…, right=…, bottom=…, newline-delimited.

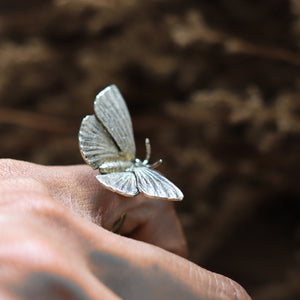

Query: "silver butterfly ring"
left=79, top=85, right=183, bottom=201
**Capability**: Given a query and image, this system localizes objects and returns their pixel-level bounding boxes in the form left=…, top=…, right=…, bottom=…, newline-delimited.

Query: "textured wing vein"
left=94, top=85, right=135, bottom=160
left=96, top=172, right=138, bottom=196
left=133, top=167, right=183, bottom=201
left=79, top=115, right=120, bottom=169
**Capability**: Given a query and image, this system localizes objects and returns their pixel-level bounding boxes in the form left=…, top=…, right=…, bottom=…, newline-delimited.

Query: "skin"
left=0, top=159, right=252, bottom=300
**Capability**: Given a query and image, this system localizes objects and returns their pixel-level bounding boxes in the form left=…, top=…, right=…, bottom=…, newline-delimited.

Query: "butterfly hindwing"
left=96, top=171, right=138, bottom=196
left=79, top=115, right=120, bottom=169
left=94, top=85, right=136, bottom=161
left=133, top=167, right=183, bottom=201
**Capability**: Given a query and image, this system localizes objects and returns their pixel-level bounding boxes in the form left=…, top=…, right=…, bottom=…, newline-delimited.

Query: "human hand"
left=0, top=159, right=251, bottom=299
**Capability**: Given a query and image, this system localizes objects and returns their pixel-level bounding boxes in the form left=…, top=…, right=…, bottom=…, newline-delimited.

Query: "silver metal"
left=79, top=84, right=183, bottom=201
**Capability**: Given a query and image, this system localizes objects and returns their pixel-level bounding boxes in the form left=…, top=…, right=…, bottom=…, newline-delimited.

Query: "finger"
left=88, top=231, right=252, bottom=300
left=0, top=159, right=188, bottom=256
left=119, top=197, right=188, bottom=257
left=0, top=159, right=137, bottom=224
left=0, top=215, right=120, bottom=300
left=0, top=159, right=141, bottom=230
left=62, top=215, right=252, bottom=300
left=0, top=159, right=106, bottom=222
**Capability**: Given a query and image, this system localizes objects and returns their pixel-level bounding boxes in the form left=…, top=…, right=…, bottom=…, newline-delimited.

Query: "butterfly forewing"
left=96, top=172, right=138, bottom=196
left=94, top=85, right=136, bottom=161
left=133, top=167, right=183, bottom=201
left=79, top=115, right=120, bottom=169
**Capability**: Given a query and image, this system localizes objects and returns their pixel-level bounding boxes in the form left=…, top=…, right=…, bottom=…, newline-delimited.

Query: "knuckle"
left=0, top=229, right=60, bottom=267
left=0, top=177, right=48, bottom=194
left=0, top=177, right=49, bottom=209
left=0, top=177, right=66, bottom=220
left=32, top=197, right=66, bottom=219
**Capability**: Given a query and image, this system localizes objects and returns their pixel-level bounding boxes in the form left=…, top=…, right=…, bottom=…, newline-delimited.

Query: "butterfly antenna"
left=143, top=138, right=151, bottom=164
left=149, top=159, right=163, bottom=169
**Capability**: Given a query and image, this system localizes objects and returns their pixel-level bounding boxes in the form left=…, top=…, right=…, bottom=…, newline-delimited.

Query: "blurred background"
left=0, top=1, right=299, bottom=299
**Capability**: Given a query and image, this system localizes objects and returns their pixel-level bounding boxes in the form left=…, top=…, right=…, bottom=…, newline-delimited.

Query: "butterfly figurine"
left=79, top=85, right=183, bottom=201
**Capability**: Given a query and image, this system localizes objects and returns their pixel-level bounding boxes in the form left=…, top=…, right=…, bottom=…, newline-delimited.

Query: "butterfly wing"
left=79, top=115, right=120, bottom=169
left=96, top=171, right=138, bottom=196
left=94, top=85, right=136, bottom=161
left=133, top=167, right=183, bottom=201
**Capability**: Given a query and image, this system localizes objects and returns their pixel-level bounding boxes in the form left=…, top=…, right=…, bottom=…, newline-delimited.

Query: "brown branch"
left=173, top=13, right=300, bottom=66
left=215, top=30, right=300, bottom=66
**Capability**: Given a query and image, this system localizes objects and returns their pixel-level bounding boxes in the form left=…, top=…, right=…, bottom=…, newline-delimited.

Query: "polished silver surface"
left=79, top=84, right=183, bottom=201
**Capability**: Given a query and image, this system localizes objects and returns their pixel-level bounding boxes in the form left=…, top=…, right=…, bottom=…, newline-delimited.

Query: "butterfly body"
left=79, top=85, right=183, bottom=201
left=99, top=160, right=134, bottom=174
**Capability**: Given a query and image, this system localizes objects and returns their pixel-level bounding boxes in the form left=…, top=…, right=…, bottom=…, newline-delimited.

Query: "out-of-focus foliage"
left=0, top=1, right=299, bottom=299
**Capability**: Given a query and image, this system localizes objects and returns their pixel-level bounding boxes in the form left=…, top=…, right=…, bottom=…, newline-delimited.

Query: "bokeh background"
left=0, top=1, right=299, bottom=299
